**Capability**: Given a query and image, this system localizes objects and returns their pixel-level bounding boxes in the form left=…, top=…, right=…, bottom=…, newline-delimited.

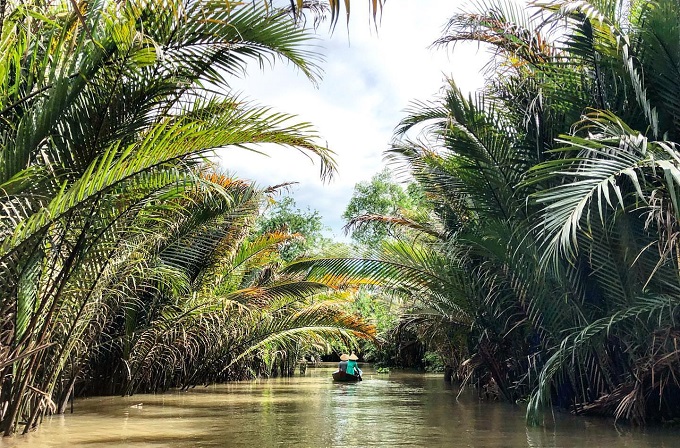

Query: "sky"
left=218, top=1, right=491, bottom=239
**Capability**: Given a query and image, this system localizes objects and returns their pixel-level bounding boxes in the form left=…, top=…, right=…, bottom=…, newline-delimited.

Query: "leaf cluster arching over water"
left=0, top=0, right=377, bottom=436
left=300, top=0, right=680, bottom=426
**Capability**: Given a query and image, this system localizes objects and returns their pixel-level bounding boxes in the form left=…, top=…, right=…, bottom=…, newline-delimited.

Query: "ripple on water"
left=2, top=365, right=680, bottom=447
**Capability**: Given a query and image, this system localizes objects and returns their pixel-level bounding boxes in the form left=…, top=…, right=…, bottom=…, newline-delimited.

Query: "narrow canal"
left=1, top=364, right=678, bottom=447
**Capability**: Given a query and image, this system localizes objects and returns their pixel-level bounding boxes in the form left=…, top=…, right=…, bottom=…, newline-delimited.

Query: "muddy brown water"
left=1, top=364, right=679, bottom=447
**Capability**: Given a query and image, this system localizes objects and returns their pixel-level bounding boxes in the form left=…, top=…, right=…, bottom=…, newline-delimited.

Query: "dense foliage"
left=343, top=169, right=425, bottom=247
left=0, top=0, right=376, bottom=436
left=5, top=0, right=680, bottom=436
left=295, top=0, right=680, bottom=425
left=257, top=196, right=331, bottom=261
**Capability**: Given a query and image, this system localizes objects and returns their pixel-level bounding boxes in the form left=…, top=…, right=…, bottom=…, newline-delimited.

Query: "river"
left=1, top=364, right=678, bottom=447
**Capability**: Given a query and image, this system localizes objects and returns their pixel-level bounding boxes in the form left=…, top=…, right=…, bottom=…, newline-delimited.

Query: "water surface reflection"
left=1, top=364, right=678, bottom=447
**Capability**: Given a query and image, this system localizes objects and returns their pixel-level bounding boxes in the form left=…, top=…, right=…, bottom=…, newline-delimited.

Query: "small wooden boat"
left=332, top=370, right=362, bottom=382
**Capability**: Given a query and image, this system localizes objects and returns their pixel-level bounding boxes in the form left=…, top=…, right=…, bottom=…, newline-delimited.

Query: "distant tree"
left=343, top=168, right=420, bottom=246
left=258, top=196, right=331, bottom=261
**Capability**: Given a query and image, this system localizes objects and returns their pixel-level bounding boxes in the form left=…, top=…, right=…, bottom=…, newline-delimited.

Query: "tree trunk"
left=57, top=375, right=77, bottom=415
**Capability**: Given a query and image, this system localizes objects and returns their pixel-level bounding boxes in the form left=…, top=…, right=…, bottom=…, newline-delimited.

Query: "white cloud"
left=218, top=1, right=492, bottom=236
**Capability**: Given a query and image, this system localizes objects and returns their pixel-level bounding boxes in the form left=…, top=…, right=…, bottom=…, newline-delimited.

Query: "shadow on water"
left=2, top=364, right=680, bottom=447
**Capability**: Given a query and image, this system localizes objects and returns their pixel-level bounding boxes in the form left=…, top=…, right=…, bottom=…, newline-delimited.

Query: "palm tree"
left=294, top=0, right=680, bottom=425
left=514, top=0, right=680, bottom=424
left=80, top=175, right=376, bottom=397
left=0, top=0, right=336, bottom=434
left=285, top=0, right=385, bottom=29
left=403, top=0, right=680, bottom=424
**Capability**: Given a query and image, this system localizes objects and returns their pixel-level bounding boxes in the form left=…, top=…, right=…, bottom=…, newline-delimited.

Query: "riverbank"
left=1, top=364, right=678, bottom=447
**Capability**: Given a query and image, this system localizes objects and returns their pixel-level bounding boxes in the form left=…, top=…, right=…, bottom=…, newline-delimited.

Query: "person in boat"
left=338, top=353, right=349, bottom=373
left=346, top=352, right=362, bottom=377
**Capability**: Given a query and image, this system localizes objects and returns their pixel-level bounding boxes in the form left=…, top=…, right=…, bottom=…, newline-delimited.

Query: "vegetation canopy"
left=295, top=0, right=680, bottom=426
left=4, top=0, right=680, bottom=438
left=0, top=0, right=377, bottom=436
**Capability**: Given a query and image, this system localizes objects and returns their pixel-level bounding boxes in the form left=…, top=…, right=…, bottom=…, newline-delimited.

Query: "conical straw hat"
left=340, top=353, right=350, bottom=361
left=348, top=353, right=359, bottom=361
